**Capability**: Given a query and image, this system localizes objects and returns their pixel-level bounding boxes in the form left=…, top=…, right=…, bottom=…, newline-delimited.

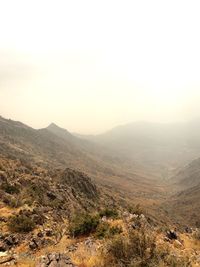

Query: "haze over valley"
left=1, top=1, right=200, bottom=266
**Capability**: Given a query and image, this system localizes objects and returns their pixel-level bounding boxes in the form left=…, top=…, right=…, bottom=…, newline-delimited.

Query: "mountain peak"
left=47, top=122, right=61, bottom=129
left=46, top=122, right=73, bottom=140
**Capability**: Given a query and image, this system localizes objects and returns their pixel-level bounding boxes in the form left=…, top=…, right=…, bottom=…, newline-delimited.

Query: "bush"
left=69, top=213, right=100, bottom=237
left=95, top=222, right=110, bottom=239
left=103, top=228, right=157, bottom=267
left=3, top=196, right=22, bottom=208
left=95, top=222, right=123, bottom=239
left=99, top=208, right=118, bottom=219
left=1, top=182, right=20, bottom=195
left=28, top=184, right=45, bottom=202
left=128, top=203, right=143, bottom=215
left=109, top=225, right=123, bottom=236
left=8, top=214, right=35, bottom=233
left=102, top=228, right=191, bottom=267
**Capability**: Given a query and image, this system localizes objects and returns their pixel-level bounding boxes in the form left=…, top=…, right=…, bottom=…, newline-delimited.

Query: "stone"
left=29, top=239, right=38, bottom=250
left=36, top=253, right=77, bottom=267
left=0, top=241, right=7, bottom=252
left=166, top=230, right=178, bottom=240
left=45, top=229, right=53, bottom=237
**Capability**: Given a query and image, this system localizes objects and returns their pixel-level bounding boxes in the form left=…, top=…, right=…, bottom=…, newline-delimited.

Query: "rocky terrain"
left=0, top=115, right=200, bottom=266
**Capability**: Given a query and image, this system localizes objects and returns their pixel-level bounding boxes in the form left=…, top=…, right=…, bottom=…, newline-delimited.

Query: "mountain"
left=1, top=116, right=200, bottom=266
left=0, top=156, right=100, bottom=216
left=47, top=122, right=76, bottom=142
left=81, top=120, right=200, bottom=177
left=163, top=156, right=200, bottom=226
left=0, top=116, right=161, bottom=200
left=164, top=181, right=200, bottom=227
left=172, top=157, right=200, bottom=189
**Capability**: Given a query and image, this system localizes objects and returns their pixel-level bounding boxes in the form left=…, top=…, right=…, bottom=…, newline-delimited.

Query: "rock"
left=185, top=227, right=192, bottom=234
left=66, top=244, right=78, bottom=253
left=0, top=217, right=7, bottom=223
left=36, top=253, right=77, bottom=267
left=4, top=235, right=18, bottom=247
left=29, top=240, right=38, bottom=250
left=45, top=229, right=53, bottom=237
left=0, top=241, right=7, bottom=252
left=166, top=230, right=178, bottom=240
left=37, top=231, right=44, bottom=238
left=0, top=252, right=8, bottom=257
left=101, top=216, right=107, bottom=222
left=85, top=238, right=94, bottom=248
left=47, top=191, right=57, bottom=200
left=130, top=214, right=139, bottom=220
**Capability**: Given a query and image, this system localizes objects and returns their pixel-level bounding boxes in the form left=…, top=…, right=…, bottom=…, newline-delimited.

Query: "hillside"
left=163, top=157, right=200, bottom=227
left=172, top=157, right=200, bottom=189
left=0, top=156, right=200, bottom=266
left=82, top=120, right=200, bottom=177
left=0, top=116, right=200, bottom=266
left=164, top=182, right=200, bottom=227
left=0, top=116, right=164, bottom=200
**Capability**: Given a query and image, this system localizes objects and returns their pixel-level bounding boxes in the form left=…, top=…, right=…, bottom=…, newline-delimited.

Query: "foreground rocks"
left=36, top=253, right=77, bottom=267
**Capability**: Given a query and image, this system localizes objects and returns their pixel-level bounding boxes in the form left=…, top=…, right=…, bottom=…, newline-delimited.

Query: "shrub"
left=69, top=213, right=100, bottom=237
left=128, top=203, right=143, bottom=215
left=103, top=228, right=157, bottom=267
left=95, top=222, right=123, bottom=239
left=3, top=196, right=22, bottom=208
left=1, top=182, right=20, bottom=195
left=95, top=222, right=110, bottom=239
left=109, top=225, right=123, bottom=236
left=8, top=214, right=35, bottom=233
left=102, top=228, right=191, bottom=267
left=99, top=208, right=118, bottom=219
left=28, top=184, right=45, bottom=202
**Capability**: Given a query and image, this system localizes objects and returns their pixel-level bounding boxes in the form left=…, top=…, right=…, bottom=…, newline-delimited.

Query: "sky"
left=0, top=0, right=200, bottom=134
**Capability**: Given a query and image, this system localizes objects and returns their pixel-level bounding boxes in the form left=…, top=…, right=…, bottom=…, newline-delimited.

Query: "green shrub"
left=109, top=225, right=123, bottom=236
left=69, top=213, right=100, bottom=237
left=103, top=228, right=157, bottom=267
left=99, top=208, right=118, bottom=219
left=102, top=228, right=191, bottom=267
left=8, top=214, right=35, bottom=233
left=96, top=222, right=123, bottom=239
left=1, top=182, right=20, bottom=195
left=27, top=183, right=45, bottom=203
left=4, top=196, right=22, bottom=208
left=95, top=222, right=110, bottom=239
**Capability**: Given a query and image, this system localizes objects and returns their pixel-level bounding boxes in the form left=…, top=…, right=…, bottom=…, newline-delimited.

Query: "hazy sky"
left=1, top=0, right=200, bottom=133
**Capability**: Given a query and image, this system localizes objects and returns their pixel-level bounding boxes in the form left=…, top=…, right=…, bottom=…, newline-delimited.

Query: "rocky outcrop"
left=61, top=168, right=98, bottom=200
left=36, top=253, right=77, bottom=267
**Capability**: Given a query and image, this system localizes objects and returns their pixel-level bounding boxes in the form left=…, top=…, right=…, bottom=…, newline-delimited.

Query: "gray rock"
left=36, top=253, right=77, bottom=267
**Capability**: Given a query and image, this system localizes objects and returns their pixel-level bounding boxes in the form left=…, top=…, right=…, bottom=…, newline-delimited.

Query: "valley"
left=0, top=116, right=200, bottom=266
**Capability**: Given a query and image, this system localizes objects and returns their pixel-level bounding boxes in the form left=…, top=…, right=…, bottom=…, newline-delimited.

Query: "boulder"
left=0, top=241, right=7, bottom=252
left=36, top=253, right=77, bottom=267
left=166, top=230, right=178, bottom=240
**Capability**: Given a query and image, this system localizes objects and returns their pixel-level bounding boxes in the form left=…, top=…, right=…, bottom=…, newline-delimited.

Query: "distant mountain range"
left=78, top=120, right=200, bottom=176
